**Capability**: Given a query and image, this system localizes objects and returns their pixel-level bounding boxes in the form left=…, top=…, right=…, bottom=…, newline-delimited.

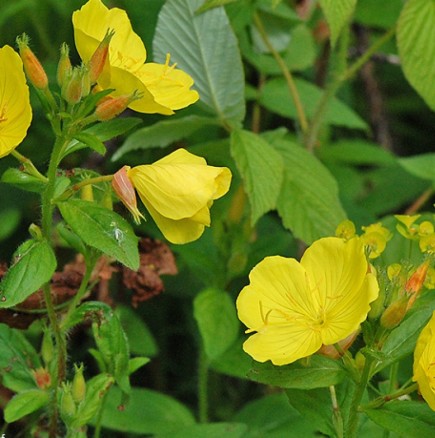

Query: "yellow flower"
left=236, top=237, right=379, bottom=365
left=395, top=214, right=420, bottom=239
left=72, top=0, right=199, bottom=115
left=0, top=45, right=32, bottom=158
left=413, top=311, right=435, bottom=411
left=127, top=149, right=231, bottom=244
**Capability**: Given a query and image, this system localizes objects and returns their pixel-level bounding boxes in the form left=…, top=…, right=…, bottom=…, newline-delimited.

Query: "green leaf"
left=4, top=389, right=50, bottom=423
left=0, top=323, right=41, bottom=392
left=230, top=130, right=284, bottom=225
left=397, top=0, right=435, bottom=110
left=0, top=208, right=21, bottom=240
left=62, top=300, right=112, bottom=330
left=153, top=0, right=245, bottom=125
left=196, top=0, right=239, bottom=14
left=70, top=374, right=114, bottom=429
left=193, top=288, right=239, bottom=360
left=319, top=0, right=357, bottom=47
left=97, top=386, right=195, bottom=434
left=272, top=139, right=347, bottom=244
left=58, top=199, right=139, bottom=270
left=398, top=153, right=435, bottom=183
left=112, top=115, right=220, bottom=161
left=73, top=132, right=106, bottom=155
left=157, top=423, right=248, bottom=438
left=128, top=357, right=150, bottom=375
left=247, top=355, right=346, bottom=389
left=365, top=401, right=435, bottom=438
left=1, top=168, right=46, bottom=193
left=260, top=78, right=367, bottom=130
left=0, top=239, right=57, bottom=308
left=116, top=305, right=158, bottom=357
left=355, top=0, right=402, bottom=29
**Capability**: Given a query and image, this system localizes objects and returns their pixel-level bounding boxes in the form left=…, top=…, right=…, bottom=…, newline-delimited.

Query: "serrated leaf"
left=365, top=401, right=435, bottom=438
left=397, top=0, right=435, bottom=110
left=319, top=0, right=357, bottom=47
left=112, top=115, right=219, bottom=161
left=247, top=355, right=346, bottom=389
left=398, top=153, right=435, bottom=183
left=58, top=200, right=139, bottom=270
left=260, top=78, right=367, bottom=130
left=193, top=288, right=239, bottom=360
left=4, top=389, right=50, bottom=423
left=0, top=239, right=57, bottom=308
left=272, top=139, right=346, bottom=244
left=230, top=130, right=284, bottom=225
left=153, top=0, right=245, bottom=125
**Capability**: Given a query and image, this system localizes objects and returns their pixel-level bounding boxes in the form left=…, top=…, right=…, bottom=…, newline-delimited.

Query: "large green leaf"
left=153, top=0, right=245, bottom=125
left=398, top=153, right=435, bottom=183
left=230, top=130, right=284, bottom=225
left=260, top=78, right=367, bottom=130
left=58, top=200, right=139, bottom=270
left=247, top=355, right=346, bottom=389
left=112, top=115, right=220, bottom=161
left=0, top=239, right=57, bottom=308
left=98, top=386, right=195, bottom=434
left=4, top=389, right=50, bottom=423
left=272, top=139, right=347, bottom=244
left=365, top=401, right=435, bottom=437
left=319, top=0, right=357, bottom=47
left=193, top=288, right=239, bottom=360
left=397, top=0, right=435, bottom=110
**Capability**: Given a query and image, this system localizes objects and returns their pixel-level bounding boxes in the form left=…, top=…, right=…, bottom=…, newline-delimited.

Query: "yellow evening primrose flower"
left=236, top=237, right=379, bottom=365
left=0, top=45, right=32, bottom=158
left=413, top=311, right=435, bottom=411
left=72, top=0, right=199, bottom=114
left=395, top=214, right=421, bottom=239
left=127, top=149, right=231, bottom=244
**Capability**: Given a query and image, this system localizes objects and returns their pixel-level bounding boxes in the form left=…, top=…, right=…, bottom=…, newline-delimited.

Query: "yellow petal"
left=0, top=45, right=32, bottom=158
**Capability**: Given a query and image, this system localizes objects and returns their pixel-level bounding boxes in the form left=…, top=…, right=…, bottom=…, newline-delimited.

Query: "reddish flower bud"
left=95, top=91, right=139, bottom=121
left=112, top=166, right=144, bottom=224
left=57, top=43, right=72, bottom=87
left=318, top=330, right=359, bottom=359
left=405, top=260, right=430, bottom=310
left=32, top=367, right=52, bottom=389
left=380, top=297, right=408, bottom=329
left=88, top=29, right=114, bottom=84
left=16, top=34, right=48, bottom=90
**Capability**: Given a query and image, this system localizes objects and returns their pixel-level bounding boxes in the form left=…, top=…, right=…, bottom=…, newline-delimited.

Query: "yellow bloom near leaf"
left=0, top=45, right=32, bottom=158
left=72, top=0, right=199, bottom=114
left=236, top=237, right=379, bottom=365
left=413, top=311, right=435, bottom=411
left=127, top=149, right=231, bottom=244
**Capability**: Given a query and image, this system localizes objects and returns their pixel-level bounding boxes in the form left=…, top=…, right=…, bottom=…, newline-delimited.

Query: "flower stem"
left=329, top=385, right=344, bottom=438
left=198, top=347, right=209, bottom=423
left=10, top=149, right=48, bottom=182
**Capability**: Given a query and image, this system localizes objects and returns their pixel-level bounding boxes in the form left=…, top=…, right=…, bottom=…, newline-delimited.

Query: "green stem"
left=253, top=12, right=308, bottom=134
left=93, top=391, right=109, bottom=438
left=10, top=150, right=48, bottom=182
left=345, top=356, right=374, bottom=438
left=330, top=385, right=344, bottom=438
left=361, top=383, right=418, bottom=410
left=304, top=26, right=396, bottom=152
left=198, top=347, right=209, bottom=423
left=55, top=174, right=114, bottom=203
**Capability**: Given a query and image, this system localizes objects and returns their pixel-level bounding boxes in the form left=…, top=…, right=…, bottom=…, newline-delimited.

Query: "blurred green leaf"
left=248, top=355, right=346, bottom=389
left=194, top=288, right=239, bottom=360
left=112, top=115, right=220, bottom=161
left=153, top=0, right=245, bottom=125
left=0, top=208, right=21, bottom=241
left=58, top=200, right=139, bottom=270
left=0, top=239, right=56, bottom=308
left=128, top=357, right=150, bottom=375
left=230, top=130, right=284, bottom=225
left=397, top=0, right=435, bottom=110
left=4, top=389, right=50, bottom=423
left=157, top=422, right=248, bottom=438
left=271, top=139, right=347, bottom=244
left=98, top=386, right=195, bottom=434
left=398, top=153, right=435, bottom=183
left=260, top=78, right=367, bottom=129
left=196, top=0, right=239, bottom=14
left=319, top=0, right=357, bottom=47
left=355, top=0, right=402, bottom=28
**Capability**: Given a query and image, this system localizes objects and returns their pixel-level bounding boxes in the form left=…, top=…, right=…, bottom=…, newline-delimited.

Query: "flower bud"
left=60, top=384, right=76, bottom=424
left=95, top=92, right=140, bottom=121
left=41, top=329, right=54, bottom=365
left=112, top=166, right=144, bottom=224
left=61, top=65, right=90, bottom=104
left=405, top=260, right=430, bottom=310
left=380, top=297, right=408, bottom=329
left=16, top=34, right=48, bottom=90
left=32, top=367, right=51, bottom=389
left=80, top=184, right=94, bottom=202
left=57, top=43, right=72, bottom=87
left=71, top=363, right=86, bottom=404
left=88, top=29, right=114, bottom=84
left=318, top=330, right=359, bottom=359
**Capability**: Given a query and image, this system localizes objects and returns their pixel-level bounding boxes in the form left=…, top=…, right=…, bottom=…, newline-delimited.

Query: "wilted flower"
left=72, top=0, right=199, bottom=114
left=236, top=237, right=379, bottom=365
left=126, top=149, right=231, bottom=244
left=413, top=311, right=435, bottom=410
left=0, top=45, right=32, bottom=158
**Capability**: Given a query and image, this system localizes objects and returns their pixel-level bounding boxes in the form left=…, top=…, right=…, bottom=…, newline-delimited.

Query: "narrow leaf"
left=0, top=239, right=57, bottom=308
left=153, top=0, right=245, bottom=125
left=397, top=0, right=435, bottom=110
left=230, top=129, right=284, bottom=225
left=58, top=200, right=139, bottom=270
left=4, top=389, right=50, bottom=423
left=73, top=132, right=106, bottom=155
